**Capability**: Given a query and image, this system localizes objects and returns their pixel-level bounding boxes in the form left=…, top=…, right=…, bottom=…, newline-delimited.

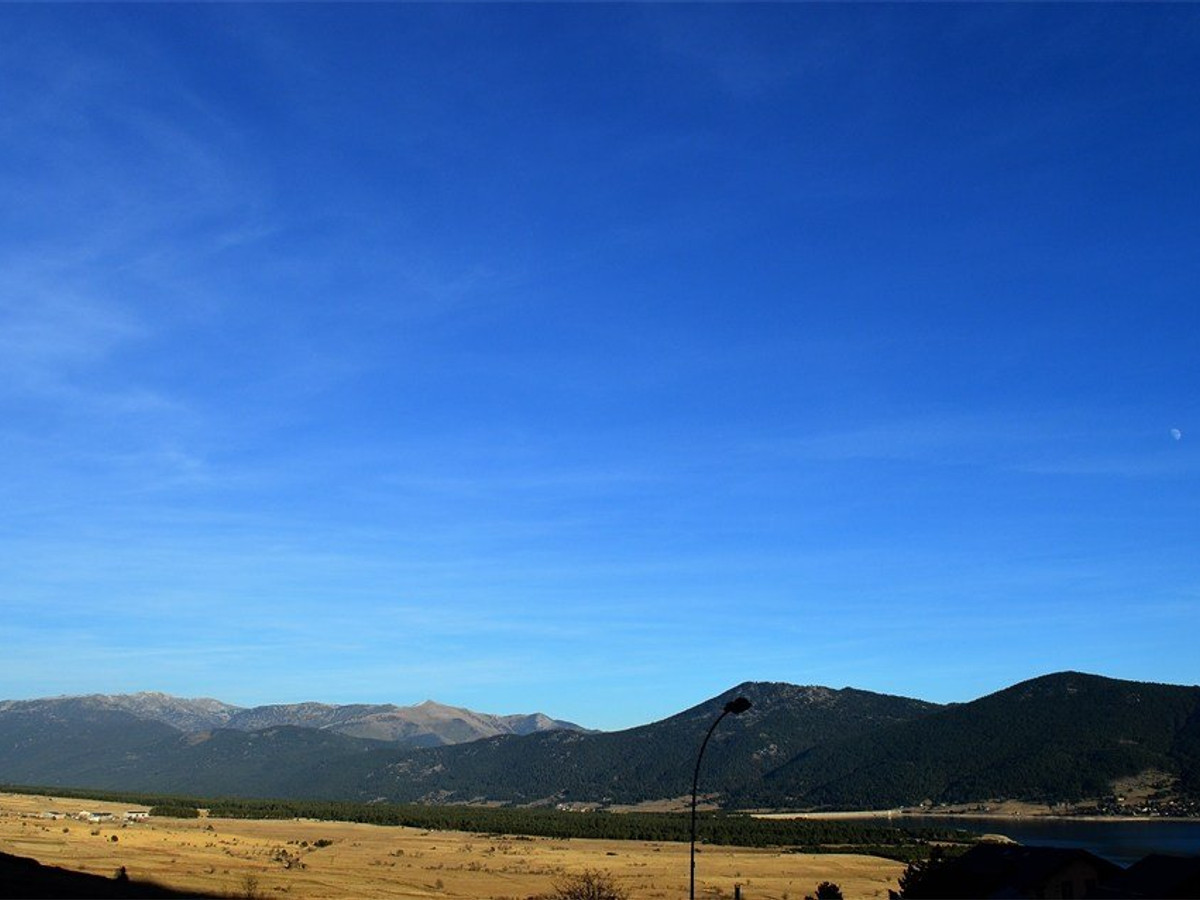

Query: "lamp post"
left=690, top=696, right=751, bottom=900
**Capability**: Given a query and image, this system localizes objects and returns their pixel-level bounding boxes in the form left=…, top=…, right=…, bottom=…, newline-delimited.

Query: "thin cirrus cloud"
left=1, top=6, right=1198, bottom=727
left=0, top=272, right=144, bottom=388
left=741, top=413, right=1197, bottom=479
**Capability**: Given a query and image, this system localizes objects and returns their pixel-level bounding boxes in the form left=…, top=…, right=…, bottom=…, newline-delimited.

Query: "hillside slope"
left=0, top=693, right=582, bottom=751
left=4, top=673, right=1197, bottom=809
left=759, top=671, right=1200, bottom=808
left=322, top=681, right=942, bottom=804
left=224, top=700, right=583, bottom=746
left=0, top=700, right=182, bottom=788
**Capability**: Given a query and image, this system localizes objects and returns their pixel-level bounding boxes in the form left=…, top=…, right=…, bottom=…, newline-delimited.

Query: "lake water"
left=875, top=815, right=1200, bottom=865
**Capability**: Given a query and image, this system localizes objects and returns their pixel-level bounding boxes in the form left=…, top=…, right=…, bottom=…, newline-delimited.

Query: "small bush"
left=546, top=869, right=629, bottom=900
left=240, top=873, right=262, bottom=900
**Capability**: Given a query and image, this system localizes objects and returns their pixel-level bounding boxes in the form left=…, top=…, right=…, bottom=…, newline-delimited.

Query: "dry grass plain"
left=0, top=792, right=904, bottom=899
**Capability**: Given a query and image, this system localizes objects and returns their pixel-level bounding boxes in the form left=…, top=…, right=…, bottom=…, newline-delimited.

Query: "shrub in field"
left=546, top=869, right=628, bottom=900
left=239, top=873, right=262, bottom=899
left=810, top=881, right=843, bottom=899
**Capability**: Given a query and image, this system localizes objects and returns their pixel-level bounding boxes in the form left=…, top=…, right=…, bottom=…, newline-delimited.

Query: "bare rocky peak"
left=71, top=692, right=242, bottom=732
left=0, top=692, right=241, bottom=733
left=227, top=699, right=583, bottom=745
left=6, top=692, right=585, bottom=747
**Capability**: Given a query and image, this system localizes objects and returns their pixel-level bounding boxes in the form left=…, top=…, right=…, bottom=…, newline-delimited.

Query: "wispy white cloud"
left=735, top=410, right=1200, bottom=483
left=741, top=413, right=1067, bottom=464
left=0, top=269, right=145, bottom=389
left=1014, top=448, right=1200, bottom=478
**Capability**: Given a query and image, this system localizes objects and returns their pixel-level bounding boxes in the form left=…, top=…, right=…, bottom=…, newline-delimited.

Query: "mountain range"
left=2, top=672, right=1198, bottom=810
left=0, top=693, right=582, bottom=747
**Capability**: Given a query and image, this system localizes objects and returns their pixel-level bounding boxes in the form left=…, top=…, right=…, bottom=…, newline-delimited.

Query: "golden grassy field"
left=0, top=792, right=904, bottom=899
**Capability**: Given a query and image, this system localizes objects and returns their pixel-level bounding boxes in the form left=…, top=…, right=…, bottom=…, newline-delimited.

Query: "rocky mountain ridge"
left=0, top=693, right=583, bottom=748
left=3, top=673, right=1198, bottom=811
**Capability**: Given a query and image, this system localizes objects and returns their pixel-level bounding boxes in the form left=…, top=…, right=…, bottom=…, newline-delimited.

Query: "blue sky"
left=2, top=5, right=1198, bottom=731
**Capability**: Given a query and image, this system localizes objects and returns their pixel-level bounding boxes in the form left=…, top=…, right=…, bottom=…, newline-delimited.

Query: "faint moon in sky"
left=1170, top=428, right=1183, bottom=441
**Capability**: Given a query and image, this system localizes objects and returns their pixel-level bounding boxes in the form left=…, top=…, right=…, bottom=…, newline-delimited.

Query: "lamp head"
left=723, top=697, right=752, bottom=715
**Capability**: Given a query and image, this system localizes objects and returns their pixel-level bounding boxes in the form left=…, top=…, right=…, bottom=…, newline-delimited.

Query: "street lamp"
left=690, top=696, right=752, bottom=900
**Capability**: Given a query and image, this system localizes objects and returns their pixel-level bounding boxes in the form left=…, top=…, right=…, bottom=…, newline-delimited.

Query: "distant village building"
left=124, top=810, right=150, bottom=821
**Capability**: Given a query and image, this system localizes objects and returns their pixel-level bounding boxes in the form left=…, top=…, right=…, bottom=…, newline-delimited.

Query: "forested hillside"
left=342, top=681, right=940, bottom=804
left=756, top=672, right=1200, bottom=808
left=3, top=673, right=1198, bottom=810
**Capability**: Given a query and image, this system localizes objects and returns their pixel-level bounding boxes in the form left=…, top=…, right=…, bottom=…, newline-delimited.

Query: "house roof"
left=957, top=844, right=1123, bottom=887
left=1109, top=853, right=1200, bottom=899
left=913, top=844, right=1124, bottom=899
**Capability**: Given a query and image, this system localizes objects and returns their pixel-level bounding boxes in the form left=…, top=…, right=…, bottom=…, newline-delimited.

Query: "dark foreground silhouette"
left=892, top=845, right=1200, bottom=899
left=0, top=851, right=228, bottom=899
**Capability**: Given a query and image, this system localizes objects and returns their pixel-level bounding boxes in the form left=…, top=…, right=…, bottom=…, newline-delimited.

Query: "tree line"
left=1, top=783, right=968, bottom=862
